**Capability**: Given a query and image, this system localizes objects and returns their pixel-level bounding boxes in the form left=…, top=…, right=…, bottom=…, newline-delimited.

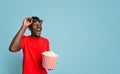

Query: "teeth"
left=36, top=29, right=40, bottom=32
left=37, top=29, right=40, bottom=31
left=37, top=29, right=40, bottom=30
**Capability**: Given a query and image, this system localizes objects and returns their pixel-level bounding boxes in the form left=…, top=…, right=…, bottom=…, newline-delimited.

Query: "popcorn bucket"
left=42, top=51, right=58, bottom=70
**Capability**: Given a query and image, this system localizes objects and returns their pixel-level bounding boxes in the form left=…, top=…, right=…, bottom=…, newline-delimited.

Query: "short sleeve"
left=20, top=36, right=26, bottom=49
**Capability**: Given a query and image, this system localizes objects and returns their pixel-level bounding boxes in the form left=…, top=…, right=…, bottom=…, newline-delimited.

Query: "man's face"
left=30, top=21, right=42, bottom=37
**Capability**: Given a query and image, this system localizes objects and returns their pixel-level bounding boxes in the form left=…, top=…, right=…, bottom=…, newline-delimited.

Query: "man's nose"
left=37, top=24, right=41, bottom=28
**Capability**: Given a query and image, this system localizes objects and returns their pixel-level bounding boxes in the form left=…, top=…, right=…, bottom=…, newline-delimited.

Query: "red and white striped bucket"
left=42, top=51, right=58, bottom=70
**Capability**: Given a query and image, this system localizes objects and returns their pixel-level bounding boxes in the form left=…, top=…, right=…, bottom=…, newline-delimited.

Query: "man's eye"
left=34, top=24, right=37, bottom=25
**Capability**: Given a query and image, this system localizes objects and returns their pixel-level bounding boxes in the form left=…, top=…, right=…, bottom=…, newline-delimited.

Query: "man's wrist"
left=22, top=24, right=28, bottom=29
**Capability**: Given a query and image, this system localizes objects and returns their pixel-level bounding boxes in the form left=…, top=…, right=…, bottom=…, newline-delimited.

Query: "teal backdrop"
left=0, top=0, right=120, bottom=74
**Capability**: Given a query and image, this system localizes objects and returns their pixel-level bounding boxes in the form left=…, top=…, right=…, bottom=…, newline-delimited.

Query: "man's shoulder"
left=22, top=35, right=49, bottom=41
left=22, top=35, right=31, bottom=40
left=40, top=36, right=49, bottom=40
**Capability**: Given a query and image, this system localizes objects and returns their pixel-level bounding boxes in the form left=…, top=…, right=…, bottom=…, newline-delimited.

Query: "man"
left=9, top=16, right=50, bottom=74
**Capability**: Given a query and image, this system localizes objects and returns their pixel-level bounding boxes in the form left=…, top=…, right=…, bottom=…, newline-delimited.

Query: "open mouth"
left=36, top=29, right=40, bottom=32
left=35, top=29, right=41, bottom=36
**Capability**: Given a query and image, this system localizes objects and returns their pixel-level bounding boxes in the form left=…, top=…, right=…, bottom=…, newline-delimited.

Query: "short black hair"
left=29, top=16, right=43, bottom=29
left=32, top=16, right=43, bottom=23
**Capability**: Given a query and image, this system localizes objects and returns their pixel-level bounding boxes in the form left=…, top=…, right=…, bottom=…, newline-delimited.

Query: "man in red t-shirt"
left=9, top=16, right=50, bottom=74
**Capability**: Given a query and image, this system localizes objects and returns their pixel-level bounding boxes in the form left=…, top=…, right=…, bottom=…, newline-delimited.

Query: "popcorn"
left=42, top=51, right=58, bottom=70
left=42, top=51, right=58, bottom=57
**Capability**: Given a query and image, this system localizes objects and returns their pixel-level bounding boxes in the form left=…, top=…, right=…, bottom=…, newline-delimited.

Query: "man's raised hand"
left=23, top=17, right=33, bottom=27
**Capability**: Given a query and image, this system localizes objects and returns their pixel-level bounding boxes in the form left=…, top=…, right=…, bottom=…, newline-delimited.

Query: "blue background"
left=0, top=0, right=120, bottom=74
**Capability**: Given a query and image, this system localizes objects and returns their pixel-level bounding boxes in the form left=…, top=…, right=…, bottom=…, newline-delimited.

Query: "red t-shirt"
left=21, top=36, right=50, bottom=74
